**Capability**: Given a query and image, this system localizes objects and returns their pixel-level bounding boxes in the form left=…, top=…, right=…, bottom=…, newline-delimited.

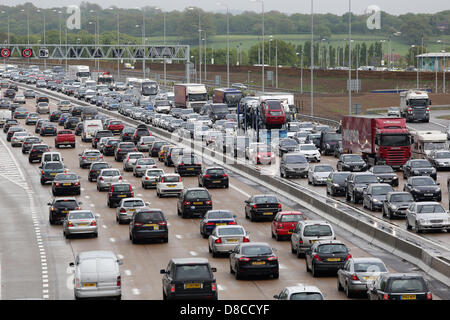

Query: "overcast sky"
left=3, top=0, right=449, bottom=15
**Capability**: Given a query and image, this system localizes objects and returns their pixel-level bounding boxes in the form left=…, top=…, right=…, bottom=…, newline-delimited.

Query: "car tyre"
left=345, top=282, right=353, bottom=298
left=312, top=263, right=318, bottom=278
left=406, top=219, right=412, bottom=230
left=337, top=278, right=344, bottom=291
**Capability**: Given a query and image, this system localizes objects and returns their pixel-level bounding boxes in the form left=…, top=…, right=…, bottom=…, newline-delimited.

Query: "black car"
left=132, top=124, right=151, bottom=144
left=114, top=142, right=137, bottom=161
left=337, top=154, right=368, bottom=172
left=369, top=165, right=399, bottom=187
left=71, top=105, right=84, bottom=117
left=48, top=197, right=82, bottom=225
left=326, top=171, right=351, bottom=196
left=174, top=154, right=202, bottom=176
left=88, top=162, right=111, bottom=182
left=107, top=182, right=134, bottom=208
left=244, top=194, right=282, bottom=221
left=35, top=119, right=46, bottom=133
left=199, top=210, right=237, bottom=238
left=4, top=88, right=16, bottom=99
left=129, top=208, right=168, bottom=243
left=278, top=138, right=299, bottom=157
left=229, top=242, right=279, bottom=280
left=305, top=240, right=350, bottom=277
left=22, top=136, right=41, bottom=153
left=177, top=188, right=213, bottom=218
left=74, top=122, right=83, bottom=136
left=40, top=123, right=57, bottom=136
left=120, top=127, right=135, bottom=142
left=3, top=119, right=18, bottom=132
left=160, top=258, right=218, bottom=300
left=402, top=159, right=437, bottom=180
left=367, top=273, right=432, bottom=300
left=64, top=117, right=80, bottom=130
left=49, top=110, right=63, bottom=122
left=149, top=141, right=166, bottom=157
left=198, top=167, right=229, bottom=188
left=28, top=144, right=51, bottom=163
left=320, top=131, right=342, bottom=155
left=52, top=173, right=81, bottom=196
left=101, top=138, right=121, bottom=156
left=345, top=172, right=379, bottom=204
left=427, top=150, right=450, bottom=170
left=382, top=192, right=415, bottom=219
left=403, top=176, right=441, bottom=202
left=92, top=130, right=114, bottom=149
left=362, top=183, right=395, bottom=211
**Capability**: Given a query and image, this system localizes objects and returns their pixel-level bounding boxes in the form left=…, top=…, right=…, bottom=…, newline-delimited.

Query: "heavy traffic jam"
left=0, top=63, right=446, bottom=301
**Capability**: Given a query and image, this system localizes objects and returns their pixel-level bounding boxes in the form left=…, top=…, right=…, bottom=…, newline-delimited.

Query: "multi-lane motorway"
left=1, top=85, right=449, bottom=300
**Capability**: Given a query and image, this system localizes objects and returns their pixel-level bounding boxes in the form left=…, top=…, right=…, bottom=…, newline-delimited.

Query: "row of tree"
left=0, top=3, right=448, bottom=45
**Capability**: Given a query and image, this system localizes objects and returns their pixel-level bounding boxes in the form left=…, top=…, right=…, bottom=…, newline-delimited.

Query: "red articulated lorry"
left=341, top=115, right=412, bottom=169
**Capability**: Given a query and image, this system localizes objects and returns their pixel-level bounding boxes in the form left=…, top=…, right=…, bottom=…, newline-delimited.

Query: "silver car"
left=11, top=131, right=30, bottom=147
left=133, top=157, right=157, bottom=177
left=308, top=164, right=334, bottom=186
left=63, top=210, right=99, bottom=239
left=123, top=152, right=144, bottom=172
left=70, top=250, right=122, bottom=300
left=97, top=168, right=122, bottom=191
left=406, top=202, right=450, bottom=233
left=116, top=198, right=148, bottom=224
left=79, top=149, right=103, bottom=168
left=97, top=137, right=110, bottom=152
left=290, top=220, right=335, bottom=258
left=337, top=257, right=388, bottom=298
left=137, top=136, right=156, bottom=152
left=208, top=225, right=249, bottom=257
left=141, top=168, right=165, bottom=189
left=274, top=285, right=324, bottom=300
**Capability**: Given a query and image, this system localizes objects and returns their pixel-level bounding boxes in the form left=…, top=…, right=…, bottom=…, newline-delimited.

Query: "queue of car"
left=0, top=65, right=438, bottom=301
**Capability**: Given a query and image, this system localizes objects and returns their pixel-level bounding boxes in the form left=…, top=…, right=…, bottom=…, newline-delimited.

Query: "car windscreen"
left=391, top=194, right=414, bottom=202
left=290, top=293, right=323, bottom=300
left=317, top=244, right=347, bottom=254
left=332, top=173, right=350, bottom=183
left=254, top=196, right=278, bottom=204
left=303, top=225, right=332, bottom=237
left=373, top=166, right=394, bottom=174
left=175, top=265, right=211, bottom=280
left=343, top=155, right=364, bottom=162
left=389, top=279, right=426, bottom=293
left=354, top=175, right=378, bottom=184
left=241, top=245, right=273, bottom=256
left=266, top=100, right=281, bottom=110
left=371, top=185, right=394, bottom=195
left=285, top=155, right=308, bottom=164
left=186, top=190, right=210, bottom=200
left=123, top=200, right=145, bottom=208
left=300, top=145, right=317, bottom=151
left=314, top=166, right=333, bottom=172
left=410, top=160, right=432, bottom=168
left=218, top=227, right=245, bottom=236
left=411, top=177, right=435, bottom=186
left=281, top=139, right=298, bottom=147
left=354, top=262, right=387, bottom=273
left=44, top=163, right=64, bottom=170
left=207, top=211, right=233, bottom=219
left=417, top=205, right=446, bottom=213
left=280, top=214, right=304, bottom=222
left=323, top=133, right=342, bottom=142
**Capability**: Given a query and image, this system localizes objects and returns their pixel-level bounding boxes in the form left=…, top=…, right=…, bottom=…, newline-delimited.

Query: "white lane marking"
left=0, top=259, right=2, bottom=299
left=229, top=183, right=251, bottom=198
left=84, top=196, right=90, bottom=199
left=189, top=251, right=198, bottom=256
left=109, top=237, right=116, bottom=243
left=175, top=234, right=183, bottom=239
left=218, top=285, right=226, bottom=291
left=102, top=225, right=108, bottom=229
left=90, top=204, right=95, bottom=208
left=279, top=264, right=287, bottom=270
left=132, top=288, right=140, bottom=295
left=124, top=270, right=132, bottom=276
left=117, top=254, right=124, bottom=260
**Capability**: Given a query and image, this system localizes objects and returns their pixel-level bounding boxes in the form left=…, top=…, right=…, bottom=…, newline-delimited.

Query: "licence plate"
left=118, top=195, right=126, bottom=197
left=143, top=224, right=159, bottom=230
left=263, top=212, right=273, bottom=215
left=252, top=261, right=266, bottom=265
left=88, top=158, right=96, bottom=161
left=129, top=209, right=135, bottom=212
left=63, top=183, right=71, bottom=186
left=168, top=185, right=176, bottom=188
left=364, top=276, right=376, bottom=281
left=185, top=283, right=202, bottom=289
left=425, top=194, right=433, bottom=196
left=50, top=173, right=57, bottom=176
left=83, top=283, right=96, bottom=287
left=62, top=211, right=69, bottom=214
left=193, top=202, right=203, bottom=205
left=327, top=258, right=341, bottom=262
left=227, top=239, right=238, bottom=242
left=401, top=295, right=416, bottom=300
left=187, top=168, right=194, bottom=171
left=216, top=223, right=226, bottom=226
left=213, top=180, right=221, bottom=183
left=78, top=223, right=88, bottom=226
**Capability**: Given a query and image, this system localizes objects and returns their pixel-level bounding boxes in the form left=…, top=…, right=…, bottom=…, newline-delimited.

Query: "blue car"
left=199, top=210, right=237, bottom=238
left=58, top=113, right=71, bottom=126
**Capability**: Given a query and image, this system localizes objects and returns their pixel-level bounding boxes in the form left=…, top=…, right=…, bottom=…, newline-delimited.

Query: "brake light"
left=383, top=293, right=389, bottom=300
left=351, top=274, right=359, bottom=281
left=427, top=292, right=432, bottom=300
left=118, top=176, right=122, bottom=180
left=179, top=163, right=184, bottom=166
left=158, top=221, right=167, bottom=226
left=145, top=177, right=149, bottom=180
left=134, top=222, right=143, bottom=227
left=239, top=257, right=250, bottom=262
left=299, top=239, right=303, bottom=244
left=117, top=148, right=122, bottom=151
left=426, top=107, right=430, bottom=112
left=205, top=222, right=215, bottom=226
left=117, top=275, right=121, bottom=287
left=50, top=206, right=55, bottom=211
left=110, top=186, right=114, bottom=193
left=178, top=177, right=182, bottom=182
left=130, top=186, right=134, bottom=197
left=223, top=174, right=228, bottom=177
left=228, top=221, right=237, bottom=225
left=68, top=221, right=73, bottom=227
left=41, top=170, right=45, bottom=175
left=206, top=200, right=212, bottom=206
left=243, top=237, right=250, bottom=242
left=99, top=177, right=104, bottom=181
left=99, top=155, right=103, bottom=159
left=90, top=220, right=96, bottom=226
left=252, top=204, right=257, bottom=209
left=214, top=238, right=222, bottom=244
left=82, top=156, right=86, bottom=159
left=170, top=284, right=175, bottom=293
left=55, top=183, right=60, bottom=187
left=74, top=182, right=79, bottom=186
left=345, top=253, right=352, bottom=261
left=90, top=170, right=94, bottom=173
left=267, top=256, right=278, bottom=261
left=278, top=203, right=282, bottom=209
left=203, top=174, right=211, bottom=178
left=133, top=148, right=137, bottom=151
left=313, top=254, right=322, bottom=261
left=183, top=201, right=191, bottom=206
left=211, top=282, right=217, bottom=291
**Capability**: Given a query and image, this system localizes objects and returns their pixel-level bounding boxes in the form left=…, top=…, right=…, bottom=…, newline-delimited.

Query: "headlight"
left=373, top=199, right=379, bottom=203
left=413, top=170, right=420, bottom=174
left=419, top=219, right=428, bottom=225
left=333, top=183, right=340, bottom=187
left=390, top=205, right=398, bottom=210
left=431, top=168, right=436, bottom=173
left=411, top=188, right=420, bottom=193
left=356, top=187, right=365, bottom=192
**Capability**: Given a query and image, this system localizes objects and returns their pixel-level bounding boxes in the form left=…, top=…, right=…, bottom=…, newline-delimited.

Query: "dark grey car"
left=362, top=183, right=395, bottom=211
left=382, top=192, right=415, bottom=219
left=280, top=153, right=309, bottom=179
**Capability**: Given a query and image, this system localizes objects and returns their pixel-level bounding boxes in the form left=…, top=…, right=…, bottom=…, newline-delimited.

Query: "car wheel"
left=415, top=222, right=422, bottom=233
left=235, top=267, right=241, bottom=280
left=337, top=278, right=344, bottom=291
left=296, top=248, right=304, bottom=259
left=229, top=263, right=234, bottom=274
left=250, top=211, right=255, bottom=222
left=406, top=219, right=412, bottom=230
left=212, top=249, right=218, bottom=258
left=312, top=263, right=318, bottom=277
left=272, top=271, right=279, bottom=279
left=305, top=259, right=310, bottom=272
left=275, top=233, right=280, bottom=241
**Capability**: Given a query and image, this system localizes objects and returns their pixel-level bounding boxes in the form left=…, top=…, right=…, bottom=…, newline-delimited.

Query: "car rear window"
left=112, top=184, right=132, bottom=192
left=54, top=200, right=78, bottom=208
left=102, top=170, right=119, bottom=176
left=137, top=158, right=155, bottom=165
left=162, top=176, right=180, bottom=183
left=186, top=190, right=210, bottom=200
left=129, top=153, right=144, bottom=159
left=241, top=245, right=273, bottom=256
left=175, top=265, right=211, bottom=280
left=56, top=174, right=77, bottom=180
left=303, top=225, right=333, bottom=237
left=135, top=211, right=164, bottom=222
left=85, top=151, right=100, bottom=156
left=206, top=168, right=225, bottom=175
left=316, top=244, right=347, bottom=254
left=389, top=278, right=426, bottom=293
left=208, top=211, right=233, bottom=219
left=217, top=227, right=244, bottom=236
left=123, top=200, right=145, bottom=208
left=59, top=131, right=72, bottom=135
left=354, top=262, right=387, bottom=273
left=69, top=211, right=94, bottom=219
left=254, top=196, right=278, bottom=204
left=280, top=214, right=304, bottom=222
left=290, top=293, right=323, bottom=300
left=44, top=163, right=64, bottom=169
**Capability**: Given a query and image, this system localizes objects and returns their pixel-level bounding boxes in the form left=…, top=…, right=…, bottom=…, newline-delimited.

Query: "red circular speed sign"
left=22, top=48, right=33, bottom=58
left=1, top=48, right=11, bottom=58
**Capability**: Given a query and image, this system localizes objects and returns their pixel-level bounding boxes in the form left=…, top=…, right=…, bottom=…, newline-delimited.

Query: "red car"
left=55, top=130, right=76, bottom=148
left=252, top=145, right=275, bottom=165
left=107, top=120, right=124, bottom=135
left=271, top=211, right=306, bottom=241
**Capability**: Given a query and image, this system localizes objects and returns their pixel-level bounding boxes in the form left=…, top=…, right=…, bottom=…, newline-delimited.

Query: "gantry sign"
left=0, top=44, right=190, bottom=61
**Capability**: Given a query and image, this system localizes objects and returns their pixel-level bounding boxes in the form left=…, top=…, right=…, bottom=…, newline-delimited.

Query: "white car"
left=14, top=94, right=26, bottom=104
left=123, top=152, right=144, bottom=172
left=141, top=168, right=165, bottom=189
left=308, top=164, right=334, bottom=186
left=137, top=136, right=156, bottom=152
left=133, top=157, right=157, bottom=177
left=97, top=168, right=122, bottom=191
left=36, top=102, right=50, bottom=114
left=208, top=225, right=249, bottom=257
left=156, top=173, right=183, bottom=198
left=298, top=144, right=321, bottom=162
left=11, top=131, right=29, bottom=147
left=406, top=202, right=450, bottom=233
left=387, top=107, right=401, bottom=117
left=274, top=285, right=324, bottom=300
left=245, top=142, right=265, bottom=160
left=116, top=197, right=148, bottom=224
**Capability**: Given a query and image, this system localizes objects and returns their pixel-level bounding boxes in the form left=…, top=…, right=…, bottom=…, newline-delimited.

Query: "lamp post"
left=217, top=2, right=230, bottom=87
left=251, top=0, right=264, bottom=93
left=1, top=11, right=10, bottom=45
left=311, top=0, right=314, bottom=116
left=20, top=9, right=30, bottom=45
left=37, top=9, right=46, bottom=69
left=109, top=8, right=120, bottom=79
left=348, top=0, right=352, bottom=115
left=188, top=7, right=202, bottom=83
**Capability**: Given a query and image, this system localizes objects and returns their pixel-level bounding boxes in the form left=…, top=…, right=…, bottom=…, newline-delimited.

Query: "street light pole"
left=217, top=2, right=230, bottom=87
left=251, top=0, right=264, bottom=93
left=311, top=0, right=314, bottom=116
left=348, top=0, right=352, bottom=115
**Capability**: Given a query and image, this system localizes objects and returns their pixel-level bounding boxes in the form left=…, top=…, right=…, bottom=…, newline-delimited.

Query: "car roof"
left=300, top=220, right=330, bottom=225
left=381, top=273, right=424, bottom=279
left=314, top=240, right=345, bottom=245
left=78, top=250, right=118, bottom=260
left=278, top=211, right=304, bottom=215
left=171, top=258, right=210, bottom=265
left=349, top=257, right=385, bottom=264
left=284, top=285, right=322, bottom=294
left=239, top=242, right=271, bottom=248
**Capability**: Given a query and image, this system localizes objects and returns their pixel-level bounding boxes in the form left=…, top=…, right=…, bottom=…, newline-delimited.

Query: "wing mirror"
left=160, top=269, right=167, bottom=274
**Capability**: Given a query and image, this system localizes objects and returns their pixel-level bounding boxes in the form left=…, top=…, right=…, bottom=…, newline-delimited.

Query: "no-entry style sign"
left=22, top=48, right=33, bottom=58
left=1, top=48, right=11, bottom=58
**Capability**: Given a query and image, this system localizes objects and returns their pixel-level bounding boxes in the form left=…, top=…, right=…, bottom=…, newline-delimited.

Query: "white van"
left=42, top=151, right=63, bottom=163
left=82, top=120, right=103, bottom=142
